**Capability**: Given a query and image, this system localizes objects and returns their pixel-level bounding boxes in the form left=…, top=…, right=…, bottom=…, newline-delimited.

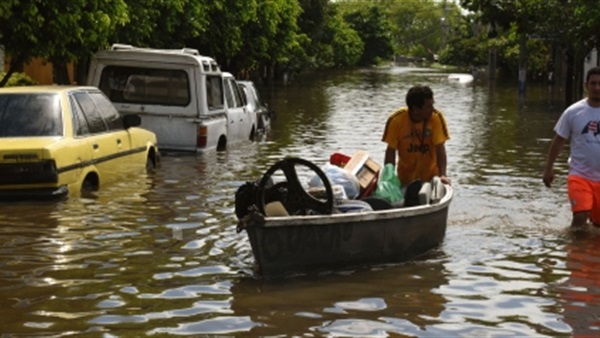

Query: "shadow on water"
left=230, top=252, right=450, bottom=337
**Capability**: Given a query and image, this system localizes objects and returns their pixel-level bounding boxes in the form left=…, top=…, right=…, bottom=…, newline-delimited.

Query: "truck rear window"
left=99, top=66, right=191, bottom=106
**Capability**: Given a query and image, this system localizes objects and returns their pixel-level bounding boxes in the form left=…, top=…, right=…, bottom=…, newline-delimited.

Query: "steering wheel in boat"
left=256, top=157, right=334, bottom=216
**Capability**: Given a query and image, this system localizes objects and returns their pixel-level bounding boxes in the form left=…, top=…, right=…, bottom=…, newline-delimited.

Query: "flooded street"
left=1, top=66, right=597, bottom=336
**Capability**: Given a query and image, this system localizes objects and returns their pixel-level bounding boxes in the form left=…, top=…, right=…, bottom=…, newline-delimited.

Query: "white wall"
left=584, top=48, right=598, bottom=79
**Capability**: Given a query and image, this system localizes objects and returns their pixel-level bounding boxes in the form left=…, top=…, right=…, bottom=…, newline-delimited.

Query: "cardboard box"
left=343, top=150, right=381, bottom=197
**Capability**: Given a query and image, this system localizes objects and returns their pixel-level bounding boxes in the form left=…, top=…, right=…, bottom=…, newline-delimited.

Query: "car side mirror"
left=123, top=114, right=141, bottom=129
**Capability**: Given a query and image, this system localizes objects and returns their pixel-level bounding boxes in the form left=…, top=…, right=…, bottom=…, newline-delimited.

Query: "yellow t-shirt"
left=381, top=107, right=450, bottom=185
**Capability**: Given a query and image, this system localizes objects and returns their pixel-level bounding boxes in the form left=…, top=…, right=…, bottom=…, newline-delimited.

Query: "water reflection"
left=555, top=231, right=600, bottom=337
left=230, top=255, right=448, bottom=337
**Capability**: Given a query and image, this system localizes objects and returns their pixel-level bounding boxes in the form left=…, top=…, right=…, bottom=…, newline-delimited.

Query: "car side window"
left=69, top=96, right=91, bottom=136
left=72, top=92, right=108, bottom=134
left=238, top=85, right=249, bottom=104
left=89, top=92, right=122, bottom=131
left=224, top=79, right=235, bottom=109
left=251, top=86, right=265, bottom=107
left=206, top=75, right=224, bottom=110
left=228, top=78, right=245, bottom=108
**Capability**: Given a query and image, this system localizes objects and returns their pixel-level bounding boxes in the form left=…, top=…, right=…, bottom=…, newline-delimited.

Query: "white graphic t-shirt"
left=554, top=98, right=600, bottom=181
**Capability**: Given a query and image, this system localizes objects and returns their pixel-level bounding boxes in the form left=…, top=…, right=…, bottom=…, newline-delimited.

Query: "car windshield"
left=0, top=93, right=63, bottom=137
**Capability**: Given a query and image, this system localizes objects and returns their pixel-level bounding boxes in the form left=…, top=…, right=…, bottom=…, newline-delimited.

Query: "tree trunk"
left=564, top=49, right=574, bottom=106
left=0, top=67, right=15, bottom=87
left=517, top=34, right=527, bottom=95
left=573, top=53, right=584, bottom=101
left=75, top=55, right=91, bottom=85
left=488, top=46, right=497, bottom=81
left=0, top=58, right=21, bottom=87
left=52, top=60, right=71, bottom=85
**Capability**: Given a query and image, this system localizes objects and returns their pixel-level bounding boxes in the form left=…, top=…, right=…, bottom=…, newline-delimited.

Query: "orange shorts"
left=568, top=175, right=600, bottom=224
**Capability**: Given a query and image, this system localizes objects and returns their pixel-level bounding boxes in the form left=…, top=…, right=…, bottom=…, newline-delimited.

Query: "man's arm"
left=543, top=134, right=566, bottom=188
left=384, top=146, right=396, bottom=166
left=436, top=143, right=449, bottom=184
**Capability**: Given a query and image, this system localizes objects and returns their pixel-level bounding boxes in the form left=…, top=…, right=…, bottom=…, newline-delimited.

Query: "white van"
left=87, top=44, right=256, bottom=152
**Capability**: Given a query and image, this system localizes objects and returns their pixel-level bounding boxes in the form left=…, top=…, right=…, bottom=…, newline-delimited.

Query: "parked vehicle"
left=0, top=86, right=160, bottom=199
left=237, top=80, right=273, bottom=134
left=222, top=72, right=257, bottom=142
left=87, top=44, right=256, bottom=153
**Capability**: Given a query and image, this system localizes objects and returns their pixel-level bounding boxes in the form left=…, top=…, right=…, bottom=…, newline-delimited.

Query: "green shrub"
left=0, top=72, right=37, bottom=87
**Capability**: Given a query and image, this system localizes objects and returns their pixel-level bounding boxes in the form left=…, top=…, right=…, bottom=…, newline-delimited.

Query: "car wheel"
left=146, top=156, right=155, bottom=173
left=249, top=126, right=256, bottom=141
left=81, top=175, right=99, bottom=198
left=217, top=136, right=227, bottom=151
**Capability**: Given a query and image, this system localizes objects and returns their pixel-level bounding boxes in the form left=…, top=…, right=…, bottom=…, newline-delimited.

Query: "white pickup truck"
left=86, top=44, right=256, bottom=152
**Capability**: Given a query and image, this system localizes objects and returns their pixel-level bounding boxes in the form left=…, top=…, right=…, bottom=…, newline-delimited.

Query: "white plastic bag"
left=308, top=164, right=360, bottom=199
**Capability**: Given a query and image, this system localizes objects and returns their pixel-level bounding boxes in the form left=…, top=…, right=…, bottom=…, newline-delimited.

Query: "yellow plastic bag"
left=373, top=164, right=403, bottom=203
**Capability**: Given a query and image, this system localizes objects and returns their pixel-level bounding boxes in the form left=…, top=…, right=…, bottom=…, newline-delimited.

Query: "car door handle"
left=116, top=139, right=122, bottom=145
left=93, top=144, right=99, bottom=150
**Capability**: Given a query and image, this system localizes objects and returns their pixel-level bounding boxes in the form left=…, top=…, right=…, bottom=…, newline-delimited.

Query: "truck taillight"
left=197, top=126, right=207, bottom=148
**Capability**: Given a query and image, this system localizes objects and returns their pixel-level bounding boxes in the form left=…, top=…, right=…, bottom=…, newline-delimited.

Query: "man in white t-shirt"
left=543, top=66, right=600, bottom=228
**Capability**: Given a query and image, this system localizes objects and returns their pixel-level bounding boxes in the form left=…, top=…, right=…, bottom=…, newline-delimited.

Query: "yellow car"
left=0, top=85, right=160, bottom=198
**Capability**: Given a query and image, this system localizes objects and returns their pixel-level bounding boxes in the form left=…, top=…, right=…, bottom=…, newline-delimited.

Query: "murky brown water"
left=1, top=67, right=598, bottom=336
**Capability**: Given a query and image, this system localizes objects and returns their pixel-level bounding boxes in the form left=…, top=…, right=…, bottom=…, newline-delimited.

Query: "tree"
left=233, top=0, right=305, bottom=79
left=341, top=4, right=395, bottom=66
left=113, top=0, right=208, bottom=49
left=460, top=0, right=600, bottom=103
left=184, top=0, right=260, bottom=71
left=296, top=0, right=363, bottom=69
left=327, top=12, right=364, bottom=68
left=0, top=0, right=129, bottom=86
left=389, top=0, right=462, bottom=61
left=437, top=14, right=489, bottom=68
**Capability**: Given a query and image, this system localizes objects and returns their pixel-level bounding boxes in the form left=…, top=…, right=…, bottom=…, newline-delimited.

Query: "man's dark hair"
left=406, top=85, right=433, bottom=109
left=586, top=67, right=600, bottom=82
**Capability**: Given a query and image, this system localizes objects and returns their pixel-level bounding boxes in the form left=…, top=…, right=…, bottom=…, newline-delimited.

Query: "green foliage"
left=180, top=0, right=304, bottom=78
left=0, top=72, right=37, bottom=87
left=266, top=0, right=306, bottom=75
left=457, top=0, right=600, bottom=82
left=0, top=0, right=129, bottom=85
left=114, top=0, right=208, bottom=49
left=5, top=0, right=600, bottom=85
left=437, top=14, right=489, bottom=67
left=341, top=4, right=395, bottom=66
left=298, top=1, right=363, bottom=69
left=329, top=17, right=364, bottom=67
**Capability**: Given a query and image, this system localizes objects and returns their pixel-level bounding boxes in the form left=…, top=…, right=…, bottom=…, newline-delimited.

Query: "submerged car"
left=237, top=80, right=274, bottom=134
left=0, top=86, right=160, bottom=199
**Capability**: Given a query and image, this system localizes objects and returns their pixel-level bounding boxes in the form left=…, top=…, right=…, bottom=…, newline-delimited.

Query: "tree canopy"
left=1, top=0, right=600, bottom=96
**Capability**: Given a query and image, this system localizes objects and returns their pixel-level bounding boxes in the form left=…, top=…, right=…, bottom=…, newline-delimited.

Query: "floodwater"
left=1, top=66, right=598, bottom=336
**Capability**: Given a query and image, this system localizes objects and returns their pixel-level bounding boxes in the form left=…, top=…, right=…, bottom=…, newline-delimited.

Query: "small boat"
left=235, top=154, right=453, bottom=279
left=447, top=73, right=474, bottom=84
